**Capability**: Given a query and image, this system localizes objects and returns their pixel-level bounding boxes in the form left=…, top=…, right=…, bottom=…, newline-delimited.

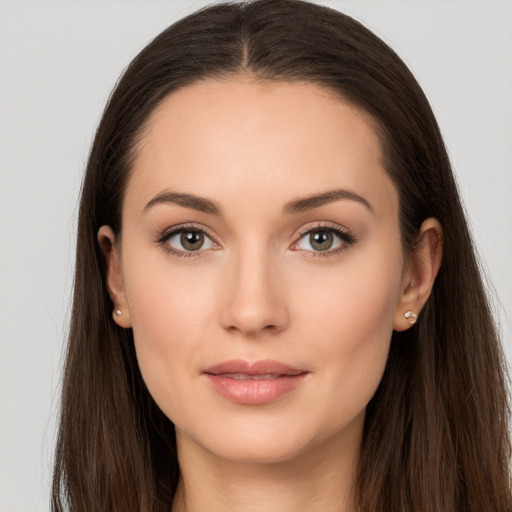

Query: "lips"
left=214, top=373, right=289, bottom=380
left=203, top=359, right=309, bottom=405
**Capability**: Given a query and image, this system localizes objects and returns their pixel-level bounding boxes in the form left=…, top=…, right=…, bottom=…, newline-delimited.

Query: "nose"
left=220, top=246, right=289, bottom=337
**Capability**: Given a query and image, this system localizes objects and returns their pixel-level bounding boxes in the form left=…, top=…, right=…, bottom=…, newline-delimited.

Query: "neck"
left=171, top=426, right=361, bottom=512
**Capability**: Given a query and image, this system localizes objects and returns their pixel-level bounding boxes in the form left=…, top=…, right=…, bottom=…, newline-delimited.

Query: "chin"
left=198, top=432, right=314, bottom=466
left=176, top=409, right=363, bottom=468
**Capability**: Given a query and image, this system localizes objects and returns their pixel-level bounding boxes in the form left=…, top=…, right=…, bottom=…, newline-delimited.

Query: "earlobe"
left=97, top=225, right=132, bottom=328
left=393, top=218, right=443, bottom=332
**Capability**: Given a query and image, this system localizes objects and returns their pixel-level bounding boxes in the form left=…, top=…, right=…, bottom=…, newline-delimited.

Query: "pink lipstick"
left=203, top=359, right=309, bottom=405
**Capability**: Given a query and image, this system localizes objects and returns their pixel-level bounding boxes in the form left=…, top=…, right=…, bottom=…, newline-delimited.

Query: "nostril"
left=223, top=312, right=285, bottom=336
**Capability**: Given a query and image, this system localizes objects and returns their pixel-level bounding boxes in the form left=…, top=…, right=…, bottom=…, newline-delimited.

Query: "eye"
left=292, top=224, right=356, bottom=255
left=158, top=225, right=218, bottom=256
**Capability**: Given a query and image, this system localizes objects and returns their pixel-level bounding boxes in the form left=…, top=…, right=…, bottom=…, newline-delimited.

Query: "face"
left=105, top=78, right=414, bottom=465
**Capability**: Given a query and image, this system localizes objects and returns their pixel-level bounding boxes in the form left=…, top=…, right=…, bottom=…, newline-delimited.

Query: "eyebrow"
left=282, top=189, right=374, bottom=215
left=144, top=190, right=222, bottom=215
left=143, top=188, right=374, bottom=216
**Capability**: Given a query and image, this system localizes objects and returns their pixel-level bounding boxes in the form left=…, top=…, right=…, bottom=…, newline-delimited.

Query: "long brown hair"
left=52, top=1, right=511, bottom=510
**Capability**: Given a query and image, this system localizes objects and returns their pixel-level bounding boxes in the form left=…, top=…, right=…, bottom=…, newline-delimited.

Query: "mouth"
left=212, top=373, right=299, bottom=380
left=203, top=359, right=309, bottom=405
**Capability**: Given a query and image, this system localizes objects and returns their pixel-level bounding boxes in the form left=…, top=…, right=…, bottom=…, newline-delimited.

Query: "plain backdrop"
left=0, top=1, right=511, bottom=510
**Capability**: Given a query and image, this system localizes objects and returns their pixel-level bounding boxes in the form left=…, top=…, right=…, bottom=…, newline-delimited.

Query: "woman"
left=51, top=0, right=511, bottom=511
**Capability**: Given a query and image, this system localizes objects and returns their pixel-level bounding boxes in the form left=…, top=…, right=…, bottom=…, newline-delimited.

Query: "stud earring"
left=112, top=309, right=122, bottom=320
left=404, top=310, right=417, bottom=324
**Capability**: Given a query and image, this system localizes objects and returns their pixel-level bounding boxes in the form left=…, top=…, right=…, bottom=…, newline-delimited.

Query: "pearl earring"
left=404, top=310, right=417, bottom=324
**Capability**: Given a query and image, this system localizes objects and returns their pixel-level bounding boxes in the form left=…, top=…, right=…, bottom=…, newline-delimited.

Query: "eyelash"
left=156, top=222, right=357, bottom=259
left=156, top=223, right=218, bottom=259
left=294, top=222, right=357, bottom=258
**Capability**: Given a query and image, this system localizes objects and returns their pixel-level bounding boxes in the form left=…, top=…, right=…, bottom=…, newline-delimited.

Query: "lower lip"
left=205, top=373, right=308, bottom=405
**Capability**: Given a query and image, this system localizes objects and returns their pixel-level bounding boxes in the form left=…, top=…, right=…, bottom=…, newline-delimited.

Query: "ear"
left=393, top=218, right=443, bottom=331
left=97, top=225, right=132, bottom=328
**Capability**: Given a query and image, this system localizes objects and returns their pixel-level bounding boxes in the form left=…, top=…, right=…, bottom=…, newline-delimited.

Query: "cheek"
left=123, top=236, right=218, bottom=338
left=294, top=243, right=403, bottom=419
left=299, top=238, right=403, bottom=341
left=121, top=247, right=217, bottom=416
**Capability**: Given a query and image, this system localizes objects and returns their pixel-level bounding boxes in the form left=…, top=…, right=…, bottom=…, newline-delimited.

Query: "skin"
left=99, top=77, right=443, bottom=512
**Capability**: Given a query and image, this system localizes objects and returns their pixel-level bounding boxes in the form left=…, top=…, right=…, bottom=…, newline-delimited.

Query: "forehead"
left=126, top=77, right=397, bottom=220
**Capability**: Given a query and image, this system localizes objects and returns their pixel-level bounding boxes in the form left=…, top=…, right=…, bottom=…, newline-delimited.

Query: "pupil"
left=181, top=231, right=204, bottom=251
left=310, top=230, right=333, bottom=251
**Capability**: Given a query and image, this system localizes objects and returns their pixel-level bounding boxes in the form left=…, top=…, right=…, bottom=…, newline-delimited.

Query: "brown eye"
left=163, top=227, right=217, bottom=255
left=180, top=231, right=205, bottom=251
left=293, top=225, right=354, bottom=255
left=309, top=230, right=334, bottom=251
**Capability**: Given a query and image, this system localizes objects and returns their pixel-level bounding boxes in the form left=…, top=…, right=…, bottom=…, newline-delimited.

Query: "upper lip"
left=204, top=359, right=307, bottom=376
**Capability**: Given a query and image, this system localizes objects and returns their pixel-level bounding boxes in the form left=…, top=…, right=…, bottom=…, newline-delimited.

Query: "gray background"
left=0, top=1, right=511, bottom=510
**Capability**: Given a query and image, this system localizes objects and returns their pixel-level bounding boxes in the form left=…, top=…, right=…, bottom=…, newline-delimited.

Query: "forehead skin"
left=124, top=77, right=398, bottom=230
